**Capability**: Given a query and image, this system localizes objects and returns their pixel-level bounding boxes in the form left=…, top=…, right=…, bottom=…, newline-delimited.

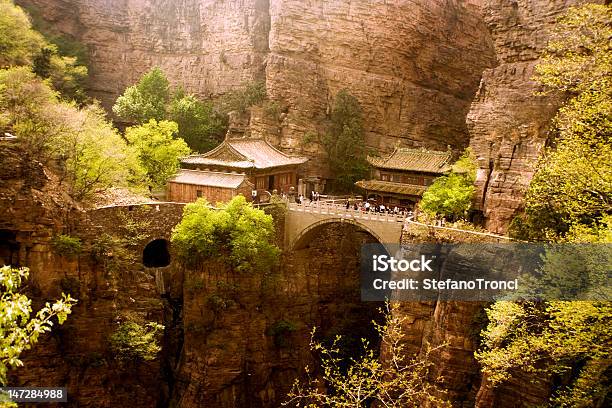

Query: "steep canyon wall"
left=16, top=0, right=496, bottom=178
left=467, top=0, right=603, bottom=233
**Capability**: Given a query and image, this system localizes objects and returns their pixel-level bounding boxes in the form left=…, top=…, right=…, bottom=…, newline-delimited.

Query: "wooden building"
left=355, top=147, right=452, bottom=208
left=167, top=137, right=307, bottom=203
left=167, top=169, right=254, bottom=203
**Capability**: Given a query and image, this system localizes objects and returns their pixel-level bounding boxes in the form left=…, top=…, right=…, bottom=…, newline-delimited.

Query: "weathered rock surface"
left=17, top=0, right=496, bottom=177
left=466, top=0, right=604, bottom=233
left=263, top=0, right=496, bottom=176
left=17, top=0, right=271, bottom=109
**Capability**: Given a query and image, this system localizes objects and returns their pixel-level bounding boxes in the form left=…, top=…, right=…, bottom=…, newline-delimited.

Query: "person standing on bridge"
left=345, top=199, right=350, bottom=210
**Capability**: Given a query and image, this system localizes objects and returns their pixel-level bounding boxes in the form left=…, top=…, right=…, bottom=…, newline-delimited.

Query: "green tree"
left=167, top=91, right=225, bottom=152
left=285, top=303, right=449, bottom=407
left=33, top=44, right=88, bottom=103
left=511, top=4, right=612, bottom=242
left=217, top=81, right=266, bottom=115
left=0, top=0, right=45, bottom=68
left=125, top=119, right=190, bottom=189
left=0, top=67, right=146, bottom=199
left=0, top=265, right=77, bottom=385
left=322, top=89, right=370, bottom=192
left=171, top=196, right=280, bottom=274
left=53, top=104, right=146, bottom=200
left=113, top=67, right=170, bottom=123
left=420, top=149, right=476, bottom=219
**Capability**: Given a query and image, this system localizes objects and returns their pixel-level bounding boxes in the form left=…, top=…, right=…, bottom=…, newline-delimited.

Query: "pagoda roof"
left=182, top=138, right=308, bottom=170
left=355, top=180, right=428, bottom=196
left=169, top=169, right=251, bottom=189
left=367, top=147, right=452, bottom=173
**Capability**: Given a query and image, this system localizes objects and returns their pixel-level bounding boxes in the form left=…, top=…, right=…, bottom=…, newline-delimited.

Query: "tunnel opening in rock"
left=0, top=229, right=20, bottom=267
left=143, top=239, right=170, bottom=268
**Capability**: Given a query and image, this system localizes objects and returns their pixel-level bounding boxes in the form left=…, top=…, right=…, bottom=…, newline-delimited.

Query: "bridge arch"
left=290, top=218, right=385, bottom=251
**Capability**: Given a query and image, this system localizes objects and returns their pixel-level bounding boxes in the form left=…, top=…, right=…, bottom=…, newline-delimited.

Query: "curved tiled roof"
left=367, top=148, right=451, bottom=173
left=182, top=138, right=307, bottom=170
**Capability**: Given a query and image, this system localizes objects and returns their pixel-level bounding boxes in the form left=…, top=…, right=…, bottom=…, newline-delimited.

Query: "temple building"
left=167, top=137, right=307, bottom=203
left=355, top=147, right=452, bottom=208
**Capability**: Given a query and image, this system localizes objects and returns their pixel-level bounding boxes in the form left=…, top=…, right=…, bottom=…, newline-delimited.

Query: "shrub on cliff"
left=110, top=319, right=164, bottom=362
left=51, top=234, right=82, bottom=259
left=171, top=196, right=280, bottom=274
left=322, top=89, right=370, bottom=192
left=0, top=265, right=76, bottom=385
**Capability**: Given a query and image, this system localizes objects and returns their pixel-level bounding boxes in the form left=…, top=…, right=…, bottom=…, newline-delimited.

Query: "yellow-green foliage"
left=0, top=266, right=76, bottom=385
left=125, top=119, right=191, bottom=189
left=110, top=319, right=164, bottom=362
left=479, top=7, right=612, bottom=406
left=113, top=67, right=170, bottom=123
left=0, top=67, right=146, bottom=200
left=477, top=301, right=611, bottom=407
left=514, top=4, right=612, bottom=242
left=171, top=196, right=280, bottom=273
left=0, top=0, right=87, bottom=102
left=0, top=0, right=45, bottom=68
left=285, top=303, right=449, bottom=407
left=420, top=149, right=476, bottom=219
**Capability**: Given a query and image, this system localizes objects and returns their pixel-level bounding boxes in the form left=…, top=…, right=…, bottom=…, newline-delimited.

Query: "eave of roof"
left=169, top=169, right=251, bottom=189
left=367, top=147, right=452, bottom=173
left=355, top=180, right=428, bottom=196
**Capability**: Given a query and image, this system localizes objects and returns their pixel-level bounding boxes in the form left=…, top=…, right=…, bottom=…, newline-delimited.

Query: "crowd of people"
left=342, top=199, right=414, bottom=217
left=290, top=192, right=415, bottom=218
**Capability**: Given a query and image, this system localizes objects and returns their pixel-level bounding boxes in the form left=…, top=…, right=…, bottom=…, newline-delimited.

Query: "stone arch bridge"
left=284, top=202, right=404, bottom=248
left=86, top=201, right=404, bottom=253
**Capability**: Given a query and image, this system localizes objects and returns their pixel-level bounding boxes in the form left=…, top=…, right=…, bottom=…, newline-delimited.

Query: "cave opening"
left=0, top=229, right=20, bottom=267
left=143, top=239, right=171, bottom=268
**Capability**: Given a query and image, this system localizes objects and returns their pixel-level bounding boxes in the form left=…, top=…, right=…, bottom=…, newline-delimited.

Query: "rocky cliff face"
left=17, top=0, right=271, bottom=109
left=17, top=0, right=496, bottom=176
left=466, top=0, right=602, bottom=233
left=263, top=0, right=496, bottom=175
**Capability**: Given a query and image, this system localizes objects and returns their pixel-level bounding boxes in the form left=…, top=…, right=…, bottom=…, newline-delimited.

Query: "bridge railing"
left=287, top=201, right=406, bottom=223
